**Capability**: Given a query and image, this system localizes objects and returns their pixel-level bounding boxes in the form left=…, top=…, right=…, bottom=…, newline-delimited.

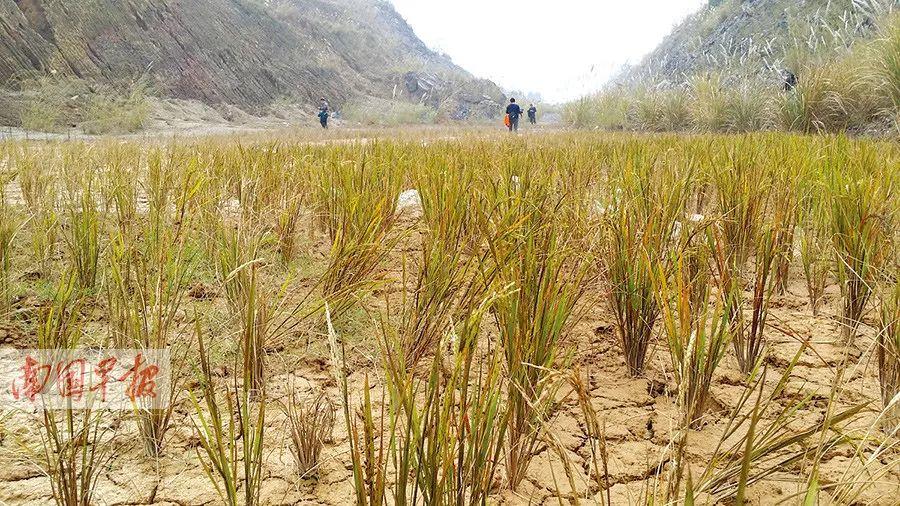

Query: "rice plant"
left=798, top=178, right=832, bottom=316
left=686, top=351, right=868, bottom=502
left=192, top=321, right=266, bottom=506
left=315, top=151, right=402, bottom=320
left=274, top=189, right=305, bottom=264
left=601, top=148, right=690, bottom=377
left=825, top=142, right=891, bottom=342
left=710, top=146, right=770, bottom=276
left=713, top=218, right=786, bottom=374
left=30, top=272, right=114, bottom=506
left=484, top=174, right=592, bottom=489
left=281, top=390, right=334, bottom=479
left=655, top=246, right=731, bottom=427
left=0, top=180, right=22, bottom=317
left=401, top=161, right=483, bottom=369
left=878, top=276, right=900, bottom=430
left=61, top=160, right=102, bottom=291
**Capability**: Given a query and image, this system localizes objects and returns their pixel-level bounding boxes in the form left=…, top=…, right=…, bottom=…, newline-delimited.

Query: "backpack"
left=504, top=114, right=511, bottom=128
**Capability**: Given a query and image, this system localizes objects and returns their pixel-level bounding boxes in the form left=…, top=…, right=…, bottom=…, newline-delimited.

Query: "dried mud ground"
left=0, top=202, right=898, bottom=506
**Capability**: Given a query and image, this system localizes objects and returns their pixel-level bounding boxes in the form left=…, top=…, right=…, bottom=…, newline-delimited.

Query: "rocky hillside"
left=619, top=0, right=899, bottom=86
left=0, top=0, right=506, bottom=126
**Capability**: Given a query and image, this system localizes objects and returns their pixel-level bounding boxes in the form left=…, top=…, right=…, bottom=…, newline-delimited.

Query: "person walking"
left=505, top=98, right=522, bottom=132
left=318, top=97, right=330, bottom=129
left=527, top=103, right=537, bottom=125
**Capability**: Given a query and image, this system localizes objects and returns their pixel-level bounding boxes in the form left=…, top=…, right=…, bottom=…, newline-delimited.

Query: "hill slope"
left=0, top=0, right=505, bottom=126
left=620, top=0, right=899, bottom=86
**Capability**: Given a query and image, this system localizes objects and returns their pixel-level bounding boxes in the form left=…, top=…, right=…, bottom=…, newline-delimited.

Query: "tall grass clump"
left=825, top=142, right=891, bottom=342
left=689, top=75, right=774, bottom=132
left=631, top=86, right=692, bottom=131
left=564, top=89, right=630, bottom=129
left=781, top=60, right=884, bottom=133
left=483, top=172, right=592, bottom=489
left=81, top=82, right=150, bottom=135
left=711, top=146, right=769, bottom=275
left=601, top=148, right=690, bottom=377
left=874, top=13, right=900, bottom=110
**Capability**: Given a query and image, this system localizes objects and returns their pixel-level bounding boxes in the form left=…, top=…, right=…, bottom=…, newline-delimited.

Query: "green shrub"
left=343, top=98, right=437, bottom=126
left=18, top=76, right=75, bottom=132
left=81, top=84, right=149, bottom=135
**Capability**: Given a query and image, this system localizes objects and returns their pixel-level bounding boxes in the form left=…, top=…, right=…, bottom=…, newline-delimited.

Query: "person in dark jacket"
left=318, top=97, right=330, bottom=128
left=506, top=98, right=522, bottom=132
left=527, top=103, right=537, bottom=125
left=782, top=70, right=797, bottom=92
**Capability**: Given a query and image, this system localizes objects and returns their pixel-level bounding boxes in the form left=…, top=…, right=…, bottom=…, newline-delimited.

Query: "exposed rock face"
left=0, top=0, right=505, bottom=121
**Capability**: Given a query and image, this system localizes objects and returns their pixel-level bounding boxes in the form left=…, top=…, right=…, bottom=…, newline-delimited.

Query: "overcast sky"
left=389, top=0, right=707, bottom=103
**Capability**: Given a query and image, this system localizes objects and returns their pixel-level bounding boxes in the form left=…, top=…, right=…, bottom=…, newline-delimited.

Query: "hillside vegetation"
left=569, top=0, right=900, bottom=135
left=0, top=0, right=506, bottom=131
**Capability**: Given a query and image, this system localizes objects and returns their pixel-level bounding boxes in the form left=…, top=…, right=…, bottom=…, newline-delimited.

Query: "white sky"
left=389, top=0, right=707, bottom=103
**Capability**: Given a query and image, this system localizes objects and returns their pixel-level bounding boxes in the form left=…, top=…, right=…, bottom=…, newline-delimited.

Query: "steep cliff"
left=0, top=0, right=506, bottom=126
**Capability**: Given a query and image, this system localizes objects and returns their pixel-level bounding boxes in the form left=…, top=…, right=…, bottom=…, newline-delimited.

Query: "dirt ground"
left=0, top=149, right=898, bottom=506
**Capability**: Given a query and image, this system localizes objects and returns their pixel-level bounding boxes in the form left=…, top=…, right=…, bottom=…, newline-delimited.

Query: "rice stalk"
left=877, top=276, right=900, bottom=430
